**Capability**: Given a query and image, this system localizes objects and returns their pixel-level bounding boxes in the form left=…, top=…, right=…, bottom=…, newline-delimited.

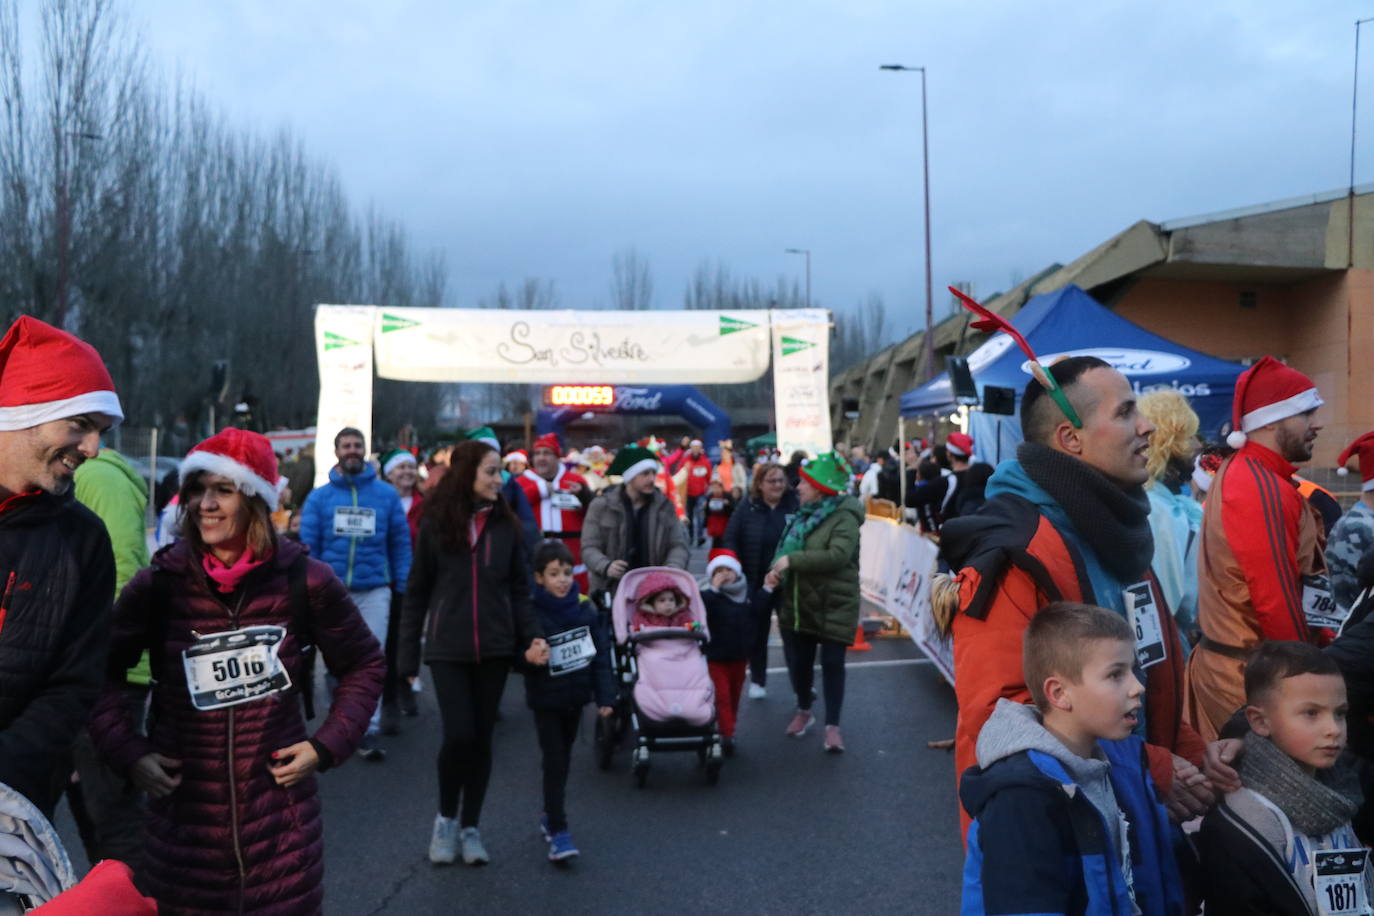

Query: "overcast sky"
left=128, top=0, right=1374, bottom=340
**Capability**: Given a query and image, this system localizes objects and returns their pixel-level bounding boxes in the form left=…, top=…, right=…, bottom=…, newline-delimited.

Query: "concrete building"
left=832, top=185, right=1374, bottom=472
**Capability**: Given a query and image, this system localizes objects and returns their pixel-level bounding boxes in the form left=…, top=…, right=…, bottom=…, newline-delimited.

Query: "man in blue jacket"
left=301, top=427, right=412, bottom=760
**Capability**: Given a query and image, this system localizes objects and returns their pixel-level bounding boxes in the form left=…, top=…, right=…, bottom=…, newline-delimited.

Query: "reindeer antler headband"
left=948, top=286, right=1083, bottom=429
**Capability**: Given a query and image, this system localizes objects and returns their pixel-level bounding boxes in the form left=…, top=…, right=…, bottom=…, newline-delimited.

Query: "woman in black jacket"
left=399, top=440, right=547, bottom=868
left=722, top=462, right=799, bottom=697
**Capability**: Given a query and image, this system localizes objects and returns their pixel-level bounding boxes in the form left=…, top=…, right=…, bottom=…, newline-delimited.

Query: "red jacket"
left=90, top=538, right=384, bottom=914
left=517, top=468, right=590, bottom=589
left=682, top=453, right=713, bottom=497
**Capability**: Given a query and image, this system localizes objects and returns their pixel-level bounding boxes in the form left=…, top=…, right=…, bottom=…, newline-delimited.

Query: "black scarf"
left=1017, top=442, right=1154, bottom=583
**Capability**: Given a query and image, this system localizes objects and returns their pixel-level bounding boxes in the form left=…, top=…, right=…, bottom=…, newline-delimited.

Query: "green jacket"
left=778, top=495, right=864, bottom=645
left=75, top=449, right=152, bottom=685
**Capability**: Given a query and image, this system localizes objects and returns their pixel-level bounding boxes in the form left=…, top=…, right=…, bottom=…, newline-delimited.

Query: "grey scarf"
left=1239, top=733, right=1362, bottom=836
left=1018, top=442, right=1154, bottom=583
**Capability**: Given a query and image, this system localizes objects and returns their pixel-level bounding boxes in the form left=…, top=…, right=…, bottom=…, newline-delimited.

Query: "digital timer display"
left=545, top=385, right=615, bottom=407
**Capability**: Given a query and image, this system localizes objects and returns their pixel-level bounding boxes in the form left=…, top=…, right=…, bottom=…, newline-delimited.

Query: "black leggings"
left=780, top=629, right=847, bottom=726
left=429, top=660, right=509, bottom=826
left=533, top=707, right=582, bottom=833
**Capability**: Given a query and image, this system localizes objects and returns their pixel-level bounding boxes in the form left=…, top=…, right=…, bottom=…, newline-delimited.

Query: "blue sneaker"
left=547, top=830, right=579, bottom=862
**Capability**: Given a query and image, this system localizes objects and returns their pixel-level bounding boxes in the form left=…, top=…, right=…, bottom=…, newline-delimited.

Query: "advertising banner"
left=769, top=308, right=832, bottom=459
left=371, top=308, right=773, bottom=384
left=313, top=306, right=377, bottom=489
left=859, top=517, right=952, bottom=684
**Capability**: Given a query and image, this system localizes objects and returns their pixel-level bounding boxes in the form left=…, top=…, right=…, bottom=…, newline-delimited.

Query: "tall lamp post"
left=784, top=247, right=811, bottom=308
left=880, top=63, right=935, bottom=381
left=1350, top=18, right=1374, bottom=267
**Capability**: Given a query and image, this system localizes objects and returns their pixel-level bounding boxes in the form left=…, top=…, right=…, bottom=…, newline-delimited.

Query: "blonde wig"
left=1137, top=390, right=1200, bottom=486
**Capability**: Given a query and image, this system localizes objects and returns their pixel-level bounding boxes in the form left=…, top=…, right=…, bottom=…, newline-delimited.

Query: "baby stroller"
left=609, top=566, right=723, bottom=787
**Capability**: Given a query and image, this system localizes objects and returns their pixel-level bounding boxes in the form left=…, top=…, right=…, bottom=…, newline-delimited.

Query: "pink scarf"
left=202, top=548, right=270, bottom=594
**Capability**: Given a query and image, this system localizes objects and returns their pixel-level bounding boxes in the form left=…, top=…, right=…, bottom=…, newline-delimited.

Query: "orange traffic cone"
left=849, top=623, right=873, bottom=651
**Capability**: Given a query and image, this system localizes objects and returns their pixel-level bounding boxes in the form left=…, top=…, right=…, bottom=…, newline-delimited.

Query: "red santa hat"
left=0, top=315, right=123, bottom=431
left=1337, top=432, right=1374, bottom=491
left=1226, top=356, right=1323, bottom=450
left=946, top=432, right=974, bottom=458
left=503, top=449, right=528, bottom=466
left=706, top=548, right=743, bottom=579
left=533, top=432, right=560, bottom=454
left=180, top=428, right=281, bottom=510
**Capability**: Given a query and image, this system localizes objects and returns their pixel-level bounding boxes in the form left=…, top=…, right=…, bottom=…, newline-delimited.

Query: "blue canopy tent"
left=899, top=286, right=1245, bottom=463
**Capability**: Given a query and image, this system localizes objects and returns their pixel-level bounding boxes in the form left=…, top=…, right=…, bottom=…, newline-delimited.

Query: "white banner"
left=371, top=308, right=773, bottom=384
left=859, top=517, right=952, bottom=684
left=313, top=306, right=377, bottom=489
left=770, top=309, right=832, bottom=459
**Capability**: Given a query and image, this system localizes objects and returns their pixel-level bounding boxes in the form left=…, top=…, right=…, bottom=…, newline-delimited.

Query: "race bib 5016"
left=182, top=625, right=292, bottom=711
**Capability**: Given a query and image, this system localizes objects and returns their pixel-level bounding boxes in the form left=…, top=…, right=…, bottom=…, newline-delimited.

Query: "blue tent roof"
left=899, top=285, right=1245, bottom=438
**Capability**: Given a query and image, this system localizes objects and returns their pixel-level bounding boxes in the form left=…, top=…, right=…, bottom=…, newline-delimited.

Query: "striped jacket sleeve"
left=1221, top=457, right=1308, bottom=642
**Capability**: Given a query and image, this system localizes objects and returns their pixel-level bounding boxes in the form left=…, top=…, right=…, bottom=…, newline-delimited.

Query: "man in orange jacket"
left=940, top=356, right=1211, bottom=833
left=1185, top=356, right=1330, bottom=742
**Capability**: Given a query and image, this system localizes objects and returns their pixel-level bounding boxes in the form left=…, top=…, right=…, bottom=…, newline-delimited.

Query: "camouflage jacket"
left=1327, top=500, right=1374, bottom=612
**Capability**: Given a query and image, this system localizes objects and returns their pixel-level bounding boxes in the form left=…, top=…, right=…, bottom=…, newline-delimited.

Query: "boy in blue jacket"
left=959, top=602, right=1186, bottom=916
left=523, top=540, right=615, bottom=864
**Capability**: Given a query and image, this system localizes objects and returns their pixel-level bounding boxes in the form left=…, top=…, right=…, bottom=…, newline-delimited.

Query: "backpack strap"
left=285, top=553, right=318, bottom=720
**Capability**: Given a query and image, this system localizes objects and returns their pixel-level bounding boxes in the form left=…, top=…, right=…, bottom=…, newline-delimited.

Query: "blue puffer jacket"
left=301, top=464, right=412, bottom=592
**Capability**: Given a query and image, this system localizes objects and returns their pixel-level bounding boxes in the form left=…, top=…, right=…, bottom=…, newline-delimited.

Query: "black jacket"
left=701, top=585, right=765, bottom=662
left=0, top=492, right=114, bottom=815
left=521, top=591, right=615, bottom=711
left=721, top=490, right=799, bottom=589
left=399, top=504, right=540, bottom=674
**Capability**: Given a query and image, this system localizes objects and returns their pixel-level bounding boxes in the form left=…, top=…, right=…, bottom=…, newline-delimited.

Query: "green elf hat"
left=798, top=450, right=852, bottom=495
left=464, top=426, right=500, bottom=450
left=380, top=448, right=417, bottom=477
left=609, top=444, right=660, bottom=482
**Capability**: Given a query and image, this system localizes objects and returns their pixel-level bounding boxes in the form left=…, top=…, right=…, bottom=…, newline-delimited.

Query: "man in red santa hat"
left=1186, top=356, right=1330, bottom=741
left=518, top=432, right=592, bottom=591
left=0, top=316, right=123, bottom=814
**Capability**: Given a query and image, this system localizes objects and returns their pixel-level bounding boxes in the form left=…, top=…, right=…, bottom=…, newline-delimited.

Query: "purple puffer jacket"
left=89, top=537, right=384, bottom=916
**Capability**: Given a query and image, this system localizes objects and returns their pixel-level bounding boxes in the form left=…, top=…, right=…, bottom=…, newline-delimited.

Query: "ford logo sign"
left=1022, top=348, right=1191, bottom=376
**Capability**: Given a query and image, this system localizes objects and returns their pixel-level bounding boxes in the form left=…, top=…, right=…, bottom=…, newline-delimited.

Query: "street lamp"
left=783, top=248, right=811, bottom=309
left=1349, top=19, right=1374, bottom=266
left=880, top=63, right=935, bottom=381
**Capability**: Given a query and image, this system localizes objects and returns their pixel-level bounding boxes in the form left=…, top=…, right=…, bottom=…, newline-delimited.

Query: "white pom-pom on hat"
left=1338, top=466, right=1351, bottom=476
left=1226, top=430, right=1247, bottom=449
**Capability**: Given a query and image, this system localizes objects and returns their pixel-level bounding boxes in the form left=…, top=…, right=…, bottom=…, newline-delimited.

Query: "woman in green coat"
left=764, top=451, right=864, bottom=753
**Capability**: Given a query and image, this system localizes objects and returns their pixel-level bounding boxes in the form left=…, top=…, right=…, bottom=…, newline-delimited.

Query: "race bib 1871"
left=182, top=625, right=292, bottom=711
left=1315, top=849, right=1372, bottom=916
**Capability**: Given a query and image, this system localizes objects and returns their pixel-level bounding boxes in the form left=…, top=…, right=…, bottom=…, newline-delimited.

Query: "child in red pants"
left=700, top=549, right=765, bottom=755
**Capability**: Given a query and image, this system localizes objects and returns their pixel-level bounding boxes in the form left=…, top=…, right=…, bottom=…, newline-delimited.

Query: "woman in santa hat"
left=89, top=428, right=385, bottom=915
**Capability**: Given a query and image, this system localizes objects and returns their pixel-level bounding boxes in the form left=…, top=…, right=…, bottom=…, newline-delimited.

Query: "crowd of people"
left=0, top=314, right=874, bottom=913
left=13, top=306, right=1374, bottom=914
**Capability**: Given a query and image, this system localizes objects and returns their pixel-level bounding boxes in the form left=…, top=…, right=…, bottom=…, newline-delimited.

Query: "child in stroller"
left=610, top=567, right=723, bottom=786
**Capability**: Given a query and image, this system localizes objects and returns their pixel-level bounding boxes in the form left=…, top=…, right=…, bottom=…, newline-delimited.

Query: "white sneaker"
left=747, top=682, right=767, bottom=700
left=460, top=826, right=490, bottom=865
left=429, top=814, right=458, bottom=865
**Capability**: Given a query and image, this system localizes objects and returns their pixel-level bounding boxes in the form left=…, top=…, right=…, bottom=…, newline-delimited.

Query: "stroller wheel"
left=705, top=759, right=722, bottom=786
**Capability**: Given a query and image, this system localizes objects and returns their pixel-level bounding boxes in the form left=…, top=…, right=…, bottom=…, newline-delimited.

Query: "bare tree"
left=609, top=246, right=653, bottom=310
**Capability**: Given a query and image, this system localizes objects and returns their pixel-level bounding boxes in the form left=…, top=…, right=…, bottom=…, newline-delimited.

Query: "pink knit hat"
left=632, top=571, right=688, bottom=611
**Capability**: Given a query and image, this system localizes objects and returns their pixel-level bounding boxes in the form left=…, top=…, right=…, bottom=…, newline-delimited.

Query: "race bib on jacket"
left=1123, top=581, right=1166, bottom=669
left=693, top=466, right=708, bottom=477
left=549, top=491, right=580, bottom=512
left=333, top=506, right=376, bottom=537
left=548, top=626, right=595, bottom=676
left=183, top=625, right=292, bottom=711
left=708, top=499, right=725, bottom=512
left=1315, top=849, right=1371, bottom=916
left=1304, top=575, right=1348, bottom=631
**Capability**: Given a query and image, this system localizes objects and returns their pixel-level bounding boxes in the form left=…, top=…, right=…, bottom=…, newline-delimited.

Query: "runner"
left=1187, top=356, right=1330, bottom=742
left=517, top=432, right=592, bottom=592
left=0, top=316, right=122, bottom=816
left=680, top=439, right=713, bottom=546
left=299, top=426, right=412, bottom=760
left=90, top=429, right=385, bottom=915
